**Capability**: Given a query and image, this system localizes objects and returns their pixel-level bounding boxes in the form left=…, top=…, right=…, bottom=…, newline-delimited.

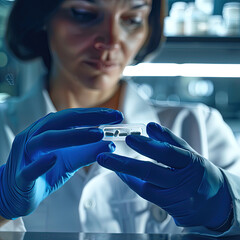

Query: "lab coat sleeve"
left=0, top=218, right=26, bottom=232
left=182, top=106, right=240, bottom=236
left=205, top=107, right=240, bottom=175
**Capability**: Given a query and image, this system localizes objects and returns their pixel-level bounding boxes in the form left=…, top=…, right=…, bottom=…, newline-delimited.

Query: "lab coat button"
left=84, top=199, right=96, bottom=209
left=151, top=205, right=168, bottom=223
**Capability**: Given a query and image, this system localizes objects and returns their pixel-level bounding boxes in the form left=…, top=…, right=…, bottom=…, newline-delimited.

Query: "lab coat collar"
left=42, top=89, right=57, bottom=114
left=42, top=78, right=160, bottom=126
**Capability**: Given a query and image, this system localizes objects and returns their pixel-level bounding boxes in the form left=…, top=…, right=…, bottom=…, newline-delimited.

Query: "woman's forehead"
left=63, top=0, right=152, bottom=6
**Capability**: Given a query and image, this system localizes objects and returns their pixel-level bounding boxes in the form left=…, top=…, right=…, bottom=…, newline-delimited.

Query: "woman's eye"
left=71, top=8, right=97, bottom=23
left=122, top=16, right=144, bottom=28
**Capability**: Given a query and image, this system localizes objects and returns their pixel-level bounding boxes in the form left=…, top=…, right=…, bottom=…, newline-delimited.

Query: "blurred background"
left=0, top=0, right=240, bottom=142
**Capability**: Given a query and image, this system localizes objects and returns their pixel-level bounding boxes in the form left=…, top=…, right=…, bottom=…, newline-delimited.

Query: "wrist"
left=204, top=179, right=232, bottom=230
left=208, top=203, right=233, bottom=232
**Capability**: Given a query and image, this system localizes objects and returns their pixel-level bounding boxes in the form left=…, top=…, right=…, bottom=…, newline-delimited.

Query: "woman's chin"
left=81, top=75, right=120, bottom=91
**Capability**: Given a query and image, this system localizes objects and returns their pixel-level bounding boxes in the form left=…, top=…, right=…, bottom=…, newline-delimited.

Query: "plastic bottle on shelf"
left=208, top=15, right=224, bottom=36
left=222, top=2, right=240, bottom=36
left=195, top=0, right=214, bottom=15
left=169, top=2, right=187, bottom=35
left=184, top=2, right=208, bottom=36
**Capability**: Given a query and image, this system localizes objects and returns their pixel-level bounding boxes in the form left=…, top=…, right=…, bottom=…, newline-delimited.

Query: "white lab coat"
left=0, top=79, right=240, bottom=236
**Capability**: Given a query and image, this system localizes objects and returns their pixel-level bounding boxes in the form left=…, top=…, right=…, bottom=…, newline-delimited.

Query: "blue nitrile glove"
left=0, top=108, right=123, bottom=220
left=97, top=122, right=232, bottom=229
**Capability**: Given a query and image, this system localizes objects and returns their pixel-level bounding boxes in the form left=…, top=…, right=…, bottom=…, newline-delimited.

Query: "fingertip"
left=108, top=142, right=116, bottom=152
left=125, top=134, right=131, bottom=144
left=147, top=122, right=163, bottom=133
left=126, top=135, right=154, bottom=154
left=97, top=152, right=104, bottom=160
left=147, top=123, right=167, bottom=141
left=125, top=134, right=136, bottom=147
left=96, top=141, right=116, bottom=152
left=147, top=122, right=157, bottom=127
left=96, top=152, right=108, bottom=165
left=102, top=109, right=124, bottom=124
left=88, top=128, right=104, bottom=140
left=115, top=110, right=124, bottom=123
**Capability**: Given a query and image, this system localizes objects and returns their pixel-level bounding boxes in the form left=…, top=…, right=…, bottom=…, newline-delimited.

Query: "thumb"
left=16, top=153, right=57, bottom=190
left=62, top=141, right=116, bottom=172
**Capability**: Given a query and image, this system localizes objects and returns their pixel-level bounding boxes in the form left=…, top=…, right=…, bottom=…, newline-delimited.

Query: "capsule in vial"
left=99, top=124, right=146, bottom=141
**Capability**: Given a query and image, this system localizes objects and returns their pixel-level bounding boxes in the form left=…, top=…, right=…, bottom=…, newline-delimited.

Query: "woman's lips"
left=83, top=60, right=120, bottom=73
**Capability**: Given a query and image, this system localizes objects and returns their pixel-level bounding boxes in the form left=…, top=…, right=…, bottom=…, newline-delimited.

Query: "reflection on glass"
left=0, top=232, right=25, bottom=240
left=0, top=232, right=238, bottom=240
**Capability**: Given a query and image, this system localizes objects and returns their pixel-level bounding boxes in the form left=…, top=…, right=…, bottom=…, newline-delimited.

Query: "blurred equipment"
left=165, top=0, right=240, bottom=36
left=195, top=0, right=214, bottom=14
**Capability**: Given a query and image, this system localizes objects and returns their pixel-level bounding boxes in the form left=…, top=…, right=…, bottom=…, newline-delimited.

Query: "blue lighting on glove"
left=97, top=122, right=232, bottom=229
left=0, top=108, right=123, bottom=219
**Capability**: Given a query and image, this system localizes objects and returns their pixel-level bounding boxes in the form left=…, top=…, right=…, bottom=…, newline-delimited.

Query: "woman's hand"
left=0, top=108, right=123, bottom=220
left=97, top=122, right=232, bottom=230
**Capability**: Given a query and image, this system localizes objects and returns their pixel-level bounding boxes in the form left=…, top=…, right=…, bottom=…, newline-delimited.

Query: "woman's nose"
left=93, top=19, right=121, bottom=51
left=94, top=41, right=120, bottom=51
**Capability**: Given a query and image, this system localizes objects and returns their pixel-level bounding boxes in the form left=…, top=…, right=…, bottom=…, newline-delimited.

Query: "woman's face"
left=47, top=0, right=152, bottom=90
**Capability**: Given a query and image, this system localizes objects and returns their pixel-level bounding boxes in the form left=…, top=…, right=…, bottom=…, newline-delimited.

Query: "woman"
left=0, top=0, right=240, bottom=236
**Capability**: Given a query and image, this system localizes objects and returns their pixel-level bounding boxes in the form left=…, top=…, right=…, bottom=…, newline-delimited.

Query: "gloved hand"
left=97, top=122, right=232, bottom=229
left=0, top=108, right=123, bottom=220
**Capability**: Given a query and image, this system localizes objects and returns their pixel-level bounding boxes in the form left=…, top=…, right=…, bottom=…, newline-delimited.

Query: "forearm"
left=0, top=215, right=10, bottom=227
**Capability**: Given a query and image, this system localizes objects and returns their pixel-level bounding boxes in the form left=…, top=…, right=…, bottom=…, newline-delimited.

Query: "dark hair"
left=5, top=0, right=166, bottom=71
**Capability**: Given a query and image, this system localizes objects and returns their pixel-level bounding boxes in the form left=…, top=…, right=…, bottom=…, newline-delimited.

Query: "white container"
left=165, top=2, right=188, bottom=35
left=184, top=3, right=208, bottom=36
left=208, top=15, right=224, bottom=36
left=222, top=2, right=240, bottom=36
left=195, top=0, right=214, bottom=15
